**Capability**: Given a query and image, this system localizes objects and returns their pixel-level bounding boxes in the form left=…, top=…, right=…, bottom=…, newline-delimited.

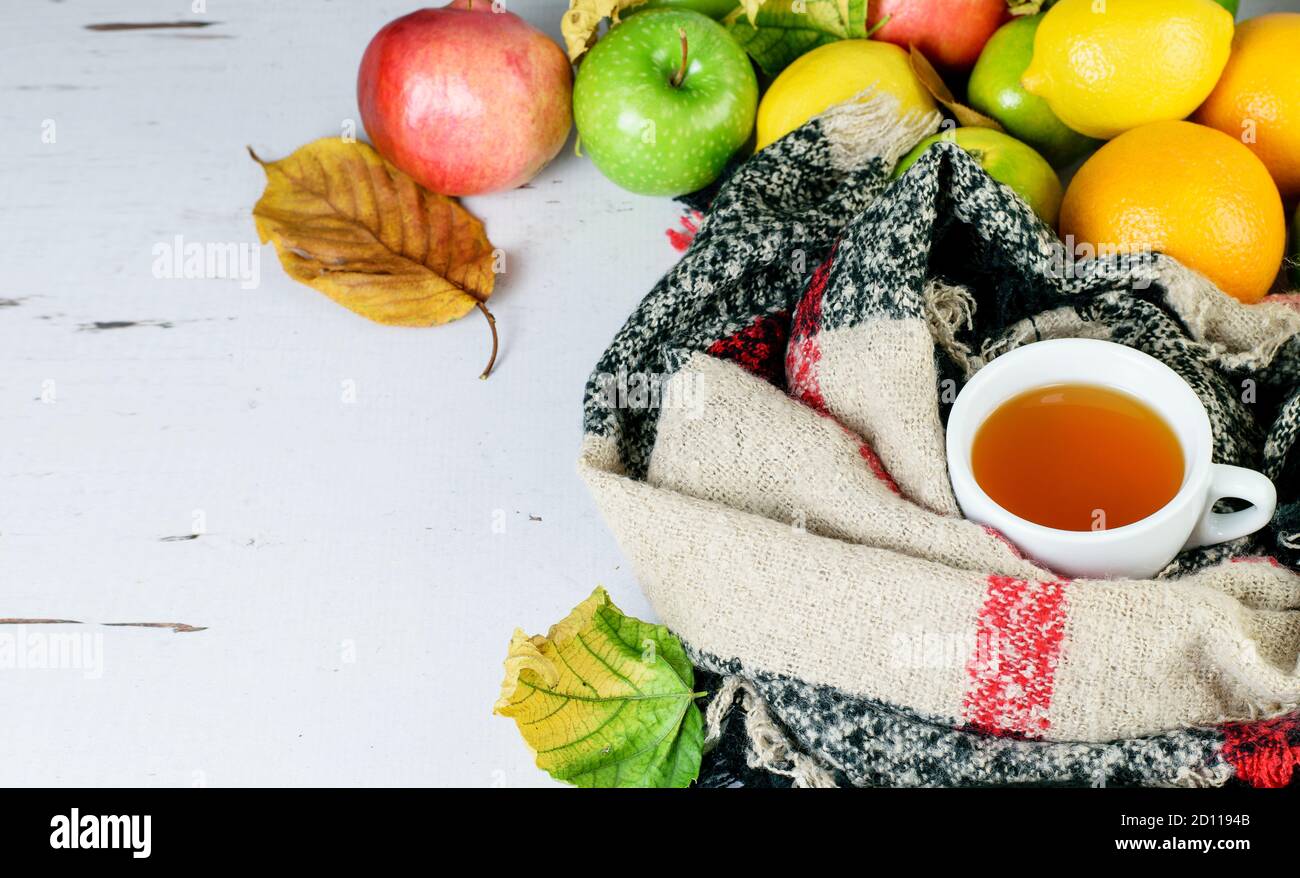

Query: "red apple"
left=357, top=1, right=573, bottom=196
left=867, top=0, right=1009, bottom=73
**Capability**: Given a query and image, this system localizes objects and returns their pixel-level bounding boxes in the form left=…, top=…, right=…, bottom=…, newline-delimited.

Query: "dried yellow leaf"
left=250, top=137, right=500, bottom=376
left=909, top=47, right=1004, bottom=131
left=561, top=0, right=649, bottom=60
left=562, top=0, right=769, bottom=61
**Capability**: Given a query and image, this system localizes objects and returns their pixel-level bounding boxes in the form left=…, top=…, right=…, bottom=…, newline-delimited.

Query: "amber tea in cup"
left=970, top=383, right=1185, bottom=531
left=950, top=340, right=1275, bottom=578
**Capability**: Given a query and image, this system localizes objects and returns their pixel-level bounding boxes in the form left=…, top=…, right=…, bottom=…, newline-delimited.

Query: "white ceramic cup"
left=946, top=338, right=1277, bottom=580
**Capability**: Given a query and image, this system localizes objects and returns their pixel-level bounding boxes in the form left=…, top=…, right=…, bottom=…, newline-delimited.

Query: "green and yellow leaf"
left=250, top=137, right=495, bottom=329
left=495, top=587, right=704, bottom=788
left=725, top=0, right=867, bottom=78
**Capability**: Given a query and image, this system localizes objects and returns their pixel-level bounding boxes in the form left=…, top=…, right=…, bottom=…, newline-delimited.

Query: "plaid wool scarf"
left=578, top=94, right=1300, bottom=788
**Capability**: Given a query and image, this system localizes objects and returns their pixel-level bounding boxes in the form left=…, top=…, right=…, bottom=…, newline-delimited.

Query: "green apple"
left=629, top=0, right=740, bottom=18
left=894, top=127, right=1063, bottom=227
left=573, top=9, right=758, bottom=196
left=967, top=14, right=1099, bottom=169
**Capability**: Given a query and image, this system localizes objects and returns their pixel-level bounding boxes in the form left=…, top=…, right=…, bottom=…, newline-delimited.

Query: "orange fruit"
left=1059, top=121, right=1285, bottom=304
left=1195, top=13, right=1300, bottom=201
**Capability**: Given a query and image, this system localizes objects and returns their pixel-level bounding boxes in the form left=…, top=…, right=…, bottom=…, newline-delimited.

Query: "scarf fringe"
left=923, top=279, right=980, bottom=377
left=1156, top=258, right=1300, bottom=371
left=816, top=88, right=942, bottom=174
left=704, top=676, right=839, bottom=788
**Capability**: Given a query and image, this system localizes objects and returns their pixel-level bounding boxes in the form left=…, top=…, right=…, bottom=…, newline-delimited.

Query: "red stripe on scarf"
left=963, top=575, right=1070, bottom=737
left=1221, top=715, right=1300, bottom=788
left=981, top=525, right=1027, bottom=560
left=707, top=311, right=791, bottom=387
left=857, top=442, right=900, bottom=494
left=1229, top=555, right=1283, bottom=568
left=786, top=251, right=832, bottom=412
left=785, top=246, right=900, bottom=494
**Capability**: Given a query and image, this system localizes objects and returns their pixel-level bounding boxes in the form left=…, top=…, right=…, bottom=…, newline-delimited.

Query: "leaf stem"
left=670, top=27, right=689, bottom=88
left=476, top=300, right=498, bottom=380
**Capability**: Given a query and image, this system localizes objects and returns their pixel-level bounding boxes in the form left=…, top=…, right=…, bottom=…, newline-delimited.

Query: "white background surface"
left=2, top=0, right=677, bottom=788
left=2, top=0, right=1294, bottom=788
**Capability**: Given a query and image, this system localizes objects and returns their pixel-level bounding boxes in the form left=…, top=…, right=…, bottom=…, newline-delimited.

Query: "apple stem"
left=670, top=27, right=689, bottom=88
left=476, top=300, right=498, bottom=380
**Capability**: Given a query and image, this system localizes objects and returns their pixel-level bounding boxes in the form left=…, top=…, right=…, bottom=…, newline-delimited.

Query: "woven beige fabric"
left=579, top=261, right=1300, bottom=744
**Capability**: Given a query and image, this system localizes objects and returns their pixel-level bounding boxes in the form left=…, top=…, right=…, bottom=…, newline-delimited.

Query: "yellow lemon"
left=1021, top=0, right=1234, bottom=140
left=755, top=40, right=936, bottom=151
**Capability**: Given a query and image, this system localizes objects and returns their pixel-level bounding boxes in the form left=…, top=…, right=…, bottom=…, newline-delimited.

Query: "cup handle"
left=1184, top=464, right=1277, bottom=549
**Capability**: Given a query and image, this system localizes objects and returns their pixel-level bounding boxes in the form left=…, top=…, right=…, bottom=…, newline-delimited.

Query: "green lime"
left=967, top=14, right=1100, bottom=168
left=894, top=127, right=1063, bottom=226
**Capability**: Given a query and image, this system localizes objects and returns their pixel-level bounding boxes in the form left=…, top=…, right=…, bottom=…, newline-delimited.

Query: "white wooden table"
left=2, top=0, right=1293, bottom=788
left=1, top=0, right=681, bottom=788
